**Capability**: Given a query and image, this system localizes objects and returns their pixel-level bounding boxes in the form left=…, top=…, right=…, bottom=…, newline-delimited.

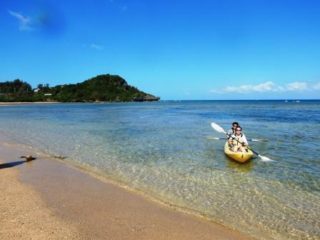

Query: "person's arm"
left=227, top=129, right=233, bottom=136
left=242, top=134, right=248, bottom=146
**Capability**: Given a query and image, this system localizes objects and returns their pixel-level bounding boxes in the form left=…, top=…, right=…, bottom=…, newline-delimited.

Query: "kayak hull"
left=224, top=142, right=254, bottom=163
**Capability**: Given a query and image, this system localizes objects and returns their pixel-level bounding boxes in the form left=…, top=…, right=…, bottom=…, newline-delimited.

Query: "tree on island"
left=0, top=74, right=159, bottom=102
left=0, top=79, right=33, bottom=102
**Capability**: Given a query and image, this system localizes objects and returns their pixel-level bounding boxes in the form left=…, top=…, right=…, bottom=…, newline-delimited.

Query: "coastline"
left=0, top=102, right=59, bottom=106
left=0, top=140, right=254, bottom=240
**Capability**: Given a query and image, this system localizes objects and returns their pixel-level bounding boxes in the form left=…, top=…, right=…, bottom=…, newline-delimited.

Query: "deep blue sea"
left=0, top=100, right=319, bottom=240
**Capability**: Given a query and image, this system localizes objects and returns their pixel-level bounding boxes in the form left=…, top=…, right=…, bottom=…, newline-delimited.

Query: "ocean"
left=0, top=100, right=319, bottom=240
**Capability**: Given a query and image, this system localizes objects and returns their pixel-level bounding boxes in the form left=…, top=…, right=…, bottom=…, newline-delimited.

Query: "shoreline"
left=0, top=140, right=254, bottom=240
left=0, top=102, right=59, bottom=106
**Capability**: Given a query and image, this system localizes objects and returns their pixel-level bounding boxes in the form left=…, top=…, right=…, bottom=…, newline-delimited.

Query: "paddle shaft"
left=247, top=147, right=259, bottom=156
left=208, top=137, right=265, bottom=142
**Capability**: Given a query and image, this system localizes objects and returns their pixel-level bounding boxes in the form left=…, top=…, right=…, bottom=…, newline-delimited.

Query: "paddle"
left=207, top=136, right=267, bottom=142
left=210, top=122, right=274, bottom=162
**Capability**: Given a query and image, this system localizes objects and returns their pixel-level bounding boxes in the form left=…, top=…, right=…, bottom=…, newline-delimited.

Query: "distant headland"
left=0, top=74, right=160, bottom=102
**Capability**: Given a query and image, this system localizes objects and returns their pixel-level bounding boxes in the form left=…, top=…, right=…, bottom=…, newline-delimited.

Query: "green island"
left=0, top=74, right=160, bottom=102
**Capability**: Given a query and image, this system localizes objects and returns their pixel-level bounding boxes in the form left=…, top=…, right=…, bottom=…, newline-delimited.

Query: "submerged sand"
left=0, top=141, right=254, bottom=240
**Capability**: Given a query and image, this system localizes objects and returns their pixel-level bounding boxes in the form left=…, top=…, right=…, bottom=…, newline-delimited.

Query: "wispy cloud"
left=211, top=81, right=320, bottom=94
left=312, top=82, right=320, bottom=90
left=286, top=82, right=308, bottom=91
left=107, top=0, right=128, bottom=12
left=8, top=10, right=33, bottom=31
left=222, top=81, right=277, bottom=93
left=90, top=43, right=104, bottom=50
left=120, top=5, right=128, bottom=12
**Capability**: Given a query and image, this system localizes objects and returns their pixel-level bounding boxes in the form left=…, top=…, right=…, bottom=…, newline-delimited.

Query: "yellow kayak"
left=224, top=142, right=254, bottom=163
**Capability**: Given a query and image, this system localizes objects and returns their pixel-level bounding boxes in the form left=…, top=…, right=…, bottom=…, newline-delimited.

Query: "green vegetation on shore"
left=0, top=74, right=159, bottom=102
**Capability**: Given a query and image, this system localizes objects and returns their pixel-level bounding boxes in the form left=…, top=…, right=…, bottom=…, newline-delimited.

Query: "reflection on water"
left=0, top=100, right=319, bottom=240
left=227, top=159, right=254, bottom=173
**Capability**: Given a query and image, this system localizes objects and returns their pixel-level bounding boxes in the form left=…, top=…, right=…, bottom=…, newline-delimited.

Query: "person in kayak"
left=228, top=126, right=248, bottom=152
left=227, top=122, right=239, bottom=137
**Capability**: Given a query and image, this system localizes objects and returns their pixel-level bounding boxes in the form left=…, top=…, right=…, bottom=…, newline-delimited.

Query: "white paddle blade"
left=210, top=122, right=226, bottom=134
left=207, top=136, right=223, bottom=140
left=259, top=155, right=274, bottom=162
left=251, top=138, right=261, bottom=142
left=251, top=138, right=268, bottom=142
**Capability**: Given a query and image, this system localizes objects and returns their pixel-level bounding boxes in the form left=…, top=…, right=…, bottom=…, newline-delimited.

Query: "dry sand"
left=0, top=141, right=254, bottom=240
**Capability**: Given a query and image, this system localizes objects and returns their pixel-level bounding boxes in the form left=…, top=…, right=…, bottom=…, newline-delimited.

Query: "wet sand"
left=0, top=143, right=80, bottom=239
left=0, top=141, right=254, bottom=240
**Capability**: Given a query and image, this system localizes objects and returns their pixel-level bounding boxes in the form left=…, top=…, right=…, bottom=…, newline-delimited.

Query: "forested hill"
left=0, top=74, right=160, bottom=102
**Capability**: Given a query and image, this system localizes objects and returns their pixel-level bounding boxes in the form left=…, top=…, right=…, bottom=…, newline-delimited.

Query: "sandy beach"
left=0, top=142, right=80, bottom=239
left=0, top=140, right=254, bottom=240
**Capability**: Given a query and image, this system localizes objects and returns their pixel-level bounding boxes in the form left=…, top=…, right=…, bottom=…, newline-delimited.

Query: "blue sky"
left=1, top=0, right=320, bottom=100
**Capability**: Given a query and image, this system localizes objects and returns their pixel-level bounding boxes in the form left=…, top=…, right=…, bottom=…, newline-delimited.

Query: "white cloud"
left=222, top=81, right=278, bottom=93
left=212, top=81, right=320, bottom=94
left=8, top=10, right=33, bottom=31
left=312, top=82, right=320, bottom=90
left=286, top=82, right=307, bottom=91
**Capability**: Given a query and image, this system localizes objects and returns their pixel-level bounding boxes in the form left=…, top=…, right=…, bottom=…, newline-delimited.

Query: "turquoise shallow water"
left=0, top=100, right=319, bottom=239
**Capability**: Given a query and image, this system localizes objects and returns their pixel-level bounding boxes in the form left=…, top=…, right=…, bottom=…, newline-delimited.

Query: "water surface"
left=0, top=100, right=319, bottom=240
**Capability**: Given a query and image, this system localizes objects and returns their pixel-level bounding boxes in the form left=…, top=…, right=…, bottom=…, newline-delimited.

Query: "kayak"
left=224, top=142, right=254, bottom=163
